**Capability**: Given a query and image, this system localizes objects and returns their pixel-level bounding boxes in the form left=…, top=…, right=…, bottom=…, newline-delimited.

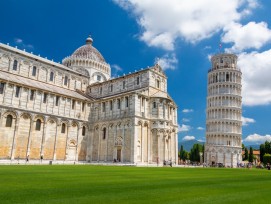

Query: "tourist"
left=267, top=163, right=270, bottom=170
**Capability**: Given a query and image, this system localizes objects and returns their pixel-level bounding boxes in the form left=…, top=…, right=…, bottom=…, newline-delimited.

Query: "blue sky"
left=1, top=0, right=271, bottom=145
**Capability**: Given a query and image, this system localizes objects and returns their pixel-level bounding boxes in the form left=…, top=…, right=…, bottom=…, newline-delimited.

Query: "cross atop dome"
left=86, top=35, right=93, bottom=45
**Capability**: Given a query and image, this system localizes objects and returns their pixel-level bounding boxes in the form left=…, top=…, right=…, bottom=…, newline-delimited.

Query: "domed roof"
left=71, top=36, right=106, bottom=63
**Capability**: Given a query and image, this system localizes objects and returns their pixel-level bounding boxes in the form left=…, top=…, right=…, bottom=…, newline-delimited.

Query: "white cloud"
left=111, top=64, right=123, bottom=72
left=243, top=134, right=271, bottom=143
left=182, top=135, right=195, bottom=141
left=156, top=53, right=178, bottom=70
left=222, top=22, right=271, bottom=52
left=178, top=124, right=191, bottom=132
left=182, top=109, right=193, bottom=113
left=114, top=0, right=257, bottom=50
left=238, top=49, right=271, bottom=106
left=242, top=116, right=256, bottom=126
left=197, top=127, right=204, bottom=130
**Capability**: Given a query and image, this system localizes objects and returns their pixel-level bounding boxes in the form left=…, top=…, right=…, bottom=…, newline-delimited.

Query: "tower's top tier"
left=209, top=53, right=238, bottom=72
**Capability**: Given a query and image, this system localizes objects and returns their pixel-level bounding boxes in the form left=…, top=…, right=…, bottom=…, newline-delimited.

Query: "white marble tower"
left=205, top=53, right=242, bottom=167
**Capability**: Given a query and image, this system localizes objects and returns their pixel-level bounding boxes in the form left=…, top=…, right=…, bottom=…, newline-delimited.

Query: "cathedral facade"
left=0, top=36, right=178, bottom=165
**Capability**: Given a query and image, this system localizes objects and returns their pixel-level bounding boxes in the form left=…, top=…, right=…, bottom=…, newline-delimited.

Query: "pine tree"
left=243, top=147, right=249, bottom=161
left=248, top=146, right=254, bottom=163
left=180, top=145, right=186, bottom=161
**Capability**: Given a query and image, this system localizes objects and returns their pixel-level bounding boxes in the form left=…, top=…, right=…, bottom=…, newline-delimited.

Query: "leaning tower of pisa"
left=204, top=53, right=242, bottom=167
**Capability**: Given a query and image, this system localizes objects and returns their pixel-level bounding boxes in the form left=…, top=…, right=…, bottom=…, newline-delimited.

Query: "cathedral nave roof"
left=0, top=71, right=89, bottom=100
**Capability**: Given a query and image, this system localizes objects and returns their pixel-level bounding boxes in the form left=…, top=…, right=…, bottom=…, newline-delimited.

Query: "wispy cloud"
left=111, top=64, right=123, bottom=72
left=155, top=53, right=178, bottom=70
left=242, top=116, right=256, bottom=126
left=182, top=118, right=190, bottom=122
left=182, top=109, right=193, bottom=113
left=15, top=38, right=23, bottom=43
left=14, top=38, right=34, bottom=50
left=111, top=64, right=123, bottom=78
left=197, top=127, right=204, bottom=130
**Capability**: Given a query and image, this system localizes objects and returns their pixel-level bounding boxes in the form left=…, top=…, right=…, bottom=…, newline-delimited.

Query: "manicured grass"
left=0, top=165, right=270, bottom=204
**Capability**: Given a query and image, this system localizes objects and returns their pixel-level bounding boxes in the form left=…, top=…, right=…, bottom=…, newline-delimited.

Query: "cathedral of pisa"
left=0, top=36, right=178, bottom=165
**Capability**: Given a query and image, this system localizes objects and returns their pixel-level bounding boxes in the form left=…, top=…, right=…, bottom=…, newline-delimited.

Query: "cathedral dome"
left=71, top=36, right=106, bottom=63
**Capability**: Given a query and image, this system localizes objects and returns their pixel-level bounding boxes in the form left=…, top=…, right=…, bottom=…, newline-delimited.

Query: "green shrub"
left=263, top=153, right=271, bottom=165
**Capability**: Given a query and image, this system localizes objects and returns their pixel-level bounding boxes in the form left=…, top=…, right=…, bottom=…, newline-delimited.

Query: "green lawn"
left=0, top=165, right=270, bottom=204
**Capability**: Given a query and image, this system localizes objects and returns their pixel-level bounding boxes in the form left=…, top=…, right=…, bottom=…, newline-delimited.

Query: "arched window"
left=125, top=97, right=129, bottom=107
left=82, top=102, right=85, bottom=111
left=82, top=126, right=86, bottom=136
left=64, top=76, right=68, bottom=86
left=0, top=82, right=5, bottom=94
left=102, top=102, right=105, bottom=112
left=50, top=72, right=54, bottom=81
left=137, top=76, right=140, bottom=85
left=32, top=66, right=37, bottom=76
left=156, top=80, right=160, bottom=88
left=117, top=99, right=120, bottom=109
left=153, top=102, right=156, bottom=108
left=226, top=73, right=230, bottom=82
left=103, top=127, right=106, bottom=139
left=13, top=60, right=18, bottom=70
left=97, top=75, right=101, bottom=81
left=35, top=119, right=41, bottom=131
left=110, top=101, right=113, bottom=110
left=72, top=99, right=75, bottom=110
left=100, top=87, right=102, bottom=94
left=123, top=81, right=126, bottom=89
left=15, top=86, right=21, bottom=98
left=61, top=123, right=66, bottom=133
left=6, top=115, right=13, bottom=127
left=30, top=90, right=35, bottom=101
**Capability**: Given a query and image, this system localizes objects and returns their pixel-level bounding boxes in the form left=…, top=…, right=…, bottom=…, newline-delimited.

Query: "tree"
left=248, top=146, right=254, bottom=163
left=263, top=154, right=271, bottom=165
left=243, top=147, right=248, bottom=161
left=242, top=143, right=245, bottom=150
left=260, top=144, right=265, bottom=162
left=190, top=143, right=203, bottom=162
left=265, top=141, right=271, bottom=154
left=202, top=145, right=205, bottom=161
left=179, top=145, right=189, bottom=161
left=179, top=145, right=184, bottom=159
